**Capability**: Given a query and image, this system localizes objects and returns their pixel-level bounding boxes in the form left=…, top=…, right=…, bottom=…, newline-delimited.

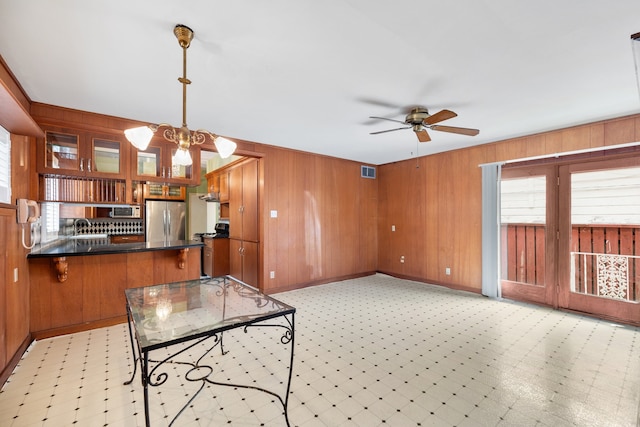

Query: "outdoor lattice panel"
left=597, top=254, right=629, bottom=300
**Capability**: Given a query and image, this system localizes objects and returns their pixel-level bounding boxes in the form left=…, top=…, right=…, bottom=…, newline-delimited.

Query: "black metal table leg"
left=123, top=306, right=138, bottom=386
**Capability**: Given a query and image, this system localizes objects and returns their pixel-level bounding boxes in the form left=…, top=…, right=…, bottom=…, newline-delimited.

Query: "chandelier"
left=124, top=24, right=236, bottom=165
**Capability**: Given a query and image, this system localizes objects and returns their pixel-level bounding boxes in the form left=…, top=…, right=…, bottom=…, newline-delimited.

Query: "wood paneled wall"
left=260, top=146, right=378, bottom=292
left=377, top=115, right=640, bottom=293
left=0, top=134, right=34, bottom=385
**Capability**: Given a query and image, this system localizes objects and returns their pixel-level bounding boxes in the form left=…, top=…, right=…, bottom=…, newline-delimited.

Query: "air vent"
left=361, top=165, right=376, bottom=179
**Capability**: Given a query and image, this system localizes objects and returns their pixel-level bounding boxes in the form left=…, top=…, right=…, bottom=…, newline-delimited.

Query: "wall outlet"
left=13, top=267, right=18, bottom=283
left=391, top=225, right=396, bottom=232
left=445, top=267, right=451, bottom=275
left=400, top=256, right=405, bottom=263
left=270, top=210, right=278, bottom=218
left=270, top=271, right=275, bottom=279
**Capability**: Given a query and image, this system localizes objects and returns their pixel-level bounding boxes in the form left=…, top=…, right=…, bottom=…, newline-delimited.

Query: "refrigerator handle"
left=167, top=210, right=171, bottom=237
left=163, top=209, right=167, bottom=239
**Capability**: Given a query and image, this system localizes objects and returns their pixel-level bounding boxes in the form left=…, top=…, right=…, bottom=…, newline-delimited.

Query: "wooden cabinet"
left=206, top=170, right=220, bottom=195
left=205, top=169, right=231, bottom=219
left=230, top=239, right=258, bottom=287
left=131, top=139, right=200, bottom=185
left=228, top=158, right=259, bottom=286
left=38, top=127, right=129, bottom=179
left=203, top=237, right=230, bottom=277
left=229, top=159, right=258, bottom=242
left=143, top=183, right=186, bottom=201
left=219, top=172, right=229, bottom=202
left=28, top=248, right=202, bottom=337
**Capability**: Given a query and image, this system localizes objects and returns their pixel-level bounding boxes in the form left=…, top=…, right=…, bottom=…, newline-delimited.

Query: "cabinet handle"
left=87, top=158, right=92, bottom=172
left=79, top=158, right=84, bottom=172
left=162, top=166, right=166, bottom=178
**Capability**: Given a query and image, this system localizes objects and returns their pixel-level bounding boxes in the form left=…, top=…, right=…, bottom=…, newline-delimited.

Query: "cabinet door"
left=228, top=159, right=258, bottom=241
left=229, top=238, right=242, bottom=279
left=133, top=143, right=163, bottom=180
left=169, top=146, right=199, bottom=184
left=89, top=136, right=128, bottom=179
left=242, top=240, right=259, bottom=287
left=241, top=160, right=258, bottom=242
left=132, top=140, right=199, bottom=184
left=143, top=184, right=186, bottom=201
left=206, top=172, right=219, bottom=195
left=228, top=239, right=257, bottom=286
left=39, top=130, right=83, bottom=176
left=229, top=167, right=243, bottom=240
left=219, top=172, right=229, bottom=202
left=203, top=245, right=213, bottom=277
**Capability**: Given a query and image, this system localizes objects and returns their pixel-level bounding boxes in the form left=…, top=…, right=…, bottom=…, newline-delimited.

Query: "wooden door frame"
left=500, top=164, right=558, bottom=307
left=558, top=157, right=640, bottom=325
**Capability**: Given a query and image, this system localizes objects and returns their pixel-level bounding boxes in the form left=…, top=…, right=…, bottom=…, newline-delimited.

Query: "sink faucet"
left=74, top=218, right=91, bottom=234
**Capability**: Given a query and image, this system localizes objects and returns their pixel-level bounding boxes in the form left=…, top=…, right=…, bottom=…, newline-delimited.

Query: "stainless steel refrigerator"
left=145, top=200, right=186, bottom=243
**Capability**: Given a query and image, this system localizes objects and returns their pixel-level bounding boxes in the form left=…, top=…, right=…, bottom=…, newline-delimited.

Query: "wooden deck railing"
left=501, top=224, right=640, bottom=302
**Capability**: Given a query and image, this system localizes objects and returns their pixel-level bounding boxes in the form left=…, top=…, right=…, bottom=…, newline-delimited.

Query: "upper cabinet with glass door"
left=130, top=139, right=200, bottom=185
left=37, top=128, right=128, bottom=179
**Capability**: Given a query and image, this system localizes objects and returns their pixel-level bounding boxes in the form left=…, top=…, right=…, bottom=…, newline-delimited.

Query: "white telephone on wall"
left=17, top=199, right=40, bottom=250
left=17, top=199, right=40, bottom=224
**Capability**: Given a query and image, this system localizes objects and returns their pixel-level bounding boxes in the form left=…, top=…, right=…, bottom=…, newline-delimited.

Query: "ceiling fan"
left=369, top=107, right=479, bottom=142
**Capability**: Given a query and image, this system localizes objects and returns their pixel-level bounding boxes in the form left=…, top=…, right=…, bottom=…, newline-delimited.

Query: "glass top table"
left=124, top=276, right=296, bottom=426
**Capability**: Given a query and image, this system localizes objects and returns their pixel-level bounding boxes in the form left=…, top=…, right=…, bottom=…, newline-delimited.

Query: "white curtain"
left=481, top=163, right=502, bottom=298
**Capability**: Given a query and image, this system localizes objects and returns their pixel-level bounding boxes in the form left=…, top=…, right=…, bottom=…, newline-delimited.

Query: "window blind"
left=0, top=126, right=10, bottom=204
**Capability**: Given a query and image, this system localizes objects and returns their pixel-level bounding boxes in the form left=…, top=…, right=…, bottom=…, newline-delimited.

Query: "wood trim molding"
left=0, top=58, right=43, bottom=137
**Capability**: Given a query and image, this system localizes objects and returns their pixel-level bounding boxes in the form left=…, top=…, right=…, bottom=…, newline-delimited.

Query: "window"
left=0, top=126, right=10, bottom=204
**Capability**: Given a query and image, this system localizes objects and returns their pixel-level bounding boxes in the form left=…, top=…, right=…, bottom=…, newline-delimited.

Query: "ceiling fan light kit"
left=369, top=107, right=479, bottom=143
left=124, top=24, right=237, bottom=165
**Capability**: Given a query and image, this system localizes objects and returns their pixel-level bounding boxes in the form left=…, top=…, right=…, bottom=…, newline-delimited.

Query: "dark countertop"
left=27, top=239, right=204, bottom=258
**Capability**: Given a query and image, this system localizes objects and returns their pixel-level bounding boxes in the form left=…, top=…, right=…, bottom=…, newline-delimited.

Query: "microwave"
left=110, top=206, right=141, bottom=218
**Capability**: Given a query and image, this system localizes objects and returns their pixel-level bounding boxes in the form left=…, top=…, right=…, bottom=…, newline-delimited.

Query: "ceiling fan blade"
left=430, top=125, right=480, bottom=136
left=370, top=127, right=410, bottom=135
left=359, top=97, right=403, bottom=109
left=423, top=109, right=457, bottom=125
left=416, top=129, right=431, bottom=142
left=369, top=116, right=407, bottom=125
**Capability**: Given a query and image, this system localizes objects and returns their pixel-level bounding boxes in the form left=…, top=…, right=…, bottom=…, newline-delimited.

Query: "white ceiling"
left=1, top=1, right=640, bottom=165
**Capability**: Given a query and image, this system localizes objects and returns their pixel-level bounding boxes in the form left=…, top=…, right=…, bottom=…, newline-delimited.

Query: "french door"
left=500, top=157, right=640, bottom=325
left=558, top=158, right=640, bottom=325
left=500, top=165, right=557, bottom=307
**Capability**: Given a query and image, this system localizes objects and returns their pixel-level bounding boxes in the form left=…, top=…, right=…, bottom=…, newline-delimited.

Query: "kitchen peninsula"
left=28, top=239, right=203, bottom=339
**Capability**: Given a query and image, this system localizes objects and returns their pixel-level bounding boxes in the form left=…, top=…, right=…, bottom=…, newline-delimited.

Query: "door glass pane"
left=146, top=184, right=164, bottom=197
left=46, top=132, right=78, bottom=170
left=93, top=139, right=120, bottom=174
left=570, top=167, right=640, bottom=302
left=137, top=147, right=161, bottom=176
left=166, top=186, right=182, bottom=197
left=500, top=176, right=546, bottom=286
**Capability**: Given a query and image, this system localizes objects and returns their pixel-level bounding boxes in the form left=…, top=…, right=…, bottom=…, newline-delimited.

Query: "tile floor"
left=1, top=273, right=639, bottom=426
